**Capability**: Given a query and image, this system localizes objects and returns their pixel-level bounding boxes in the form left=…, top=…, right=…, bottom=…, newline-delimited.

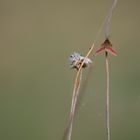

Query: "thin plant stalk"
left=104, top=1, right=117, bottom=140
left=105, top=0, right=118, bottom=39
left=105, top=52, right=110, bottom=140
left=63, top=45, right=94, bottom=140
left=63, top=69, right=82, bottom=140
left=69, top=70, right=82, bottom=140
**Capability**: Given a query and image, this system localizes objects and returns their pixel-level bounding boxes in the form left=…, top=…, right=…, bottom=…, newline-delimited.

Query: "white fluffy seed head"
left=69, top=52, right=92, bottom=70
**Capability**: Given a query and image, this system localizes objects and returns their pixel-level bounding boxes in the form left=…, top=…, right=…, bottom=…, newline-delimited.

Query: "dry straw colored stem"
left=63, top=70, right=82, bottom=140
left=63, top=45, right=94, bottom=140
left=67, top=69, right=82, bottom=140
left=105, top=0, right=118, bottom=38
left=105, top=52, right=110, bottom=140
left=104, top=1, right=117, bottom=140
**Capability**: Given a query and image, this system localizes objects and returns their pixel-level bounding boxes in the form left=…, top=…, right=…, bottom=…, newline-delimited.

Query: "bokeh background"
left=0, top=0, right=140, bottom=140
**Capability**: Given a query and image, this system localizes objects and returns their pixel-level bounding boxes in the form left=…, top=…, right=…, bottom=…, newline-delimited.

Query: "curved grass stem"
left=63, top=69, right=82, bottom=140
left=63, top=45, right=94, bottom=140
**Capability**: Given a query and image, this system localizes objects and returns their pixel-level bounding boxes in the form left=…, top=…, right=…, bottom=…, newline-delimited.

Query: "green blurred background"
left=0, top=0, right=140, bottom=140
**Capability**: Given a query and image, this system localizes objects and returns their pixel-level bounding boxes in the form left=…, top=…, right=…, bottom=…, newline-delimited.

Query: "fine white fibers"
left=69, top=52, right=92, bottom=70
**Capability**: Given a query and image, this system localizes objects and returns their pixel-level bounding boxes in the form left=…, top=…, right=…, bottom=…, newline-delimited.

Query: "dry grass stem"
left=63, top=45, right=94, bottom=140
left=105, top=0, right=118, bottom=38
left=105, top=52, right=110, bottom=140
left=63, top=69, right=82, bottom=140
